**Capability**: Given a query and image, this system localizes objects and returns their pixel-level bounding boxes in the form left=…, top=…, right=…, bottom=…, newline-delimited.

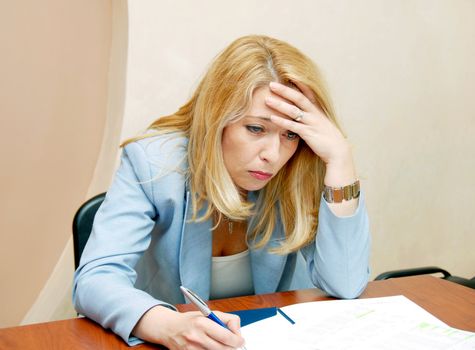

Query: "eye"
left=246, top=125, right=265, bottom=134
left=285, top=131, right=299, bottom=141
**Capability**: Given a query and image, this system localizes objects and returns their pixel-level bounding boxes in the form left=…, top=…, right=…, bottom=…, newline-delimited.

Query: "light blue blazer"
left=73, top=134, right=370, bottom=345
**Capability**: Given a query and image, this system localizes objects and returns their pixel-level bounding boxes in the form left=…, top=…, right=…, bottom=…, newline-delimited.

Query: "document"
left=240, top=296, right=475, bottom=349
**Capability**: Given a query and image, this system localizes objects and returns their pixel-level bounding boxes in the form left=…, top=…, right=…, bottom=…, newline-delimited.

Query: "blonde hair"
left=124, top=35, right=341, bottom=254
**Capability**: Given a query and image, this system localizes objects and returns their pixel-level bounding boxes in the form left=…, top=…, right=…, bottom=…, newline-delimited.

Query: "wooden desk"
left=1, top=276, right=474, bottom=349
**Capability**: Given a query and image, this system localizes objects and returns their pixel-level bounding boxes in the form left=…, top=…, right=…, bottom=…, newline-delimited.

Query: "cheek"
left=222, top=130, right=246, bottom=173
left=221, top=131, right=235, bottom=160
left=222, top=128, right=251, bottom=163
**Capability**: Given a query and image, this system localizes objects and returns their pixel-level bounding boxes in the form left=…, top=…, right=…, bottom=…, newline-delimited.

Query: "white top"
left=210, top=249, right=254, bottom=300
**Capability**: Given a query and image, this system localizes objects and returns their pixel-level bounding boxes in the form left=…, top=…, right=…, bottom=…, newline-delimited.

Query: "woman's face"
left=221, top=86, right=300, bottom=192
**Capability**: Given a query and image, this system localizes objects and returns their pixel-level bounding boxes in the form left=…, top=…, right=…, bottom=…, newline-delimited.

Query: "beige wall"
left=1, top=0, right=474, bottom=328
left=124, top=0, right=475, bottom=278
left=0, top=1, right=112, bottom=327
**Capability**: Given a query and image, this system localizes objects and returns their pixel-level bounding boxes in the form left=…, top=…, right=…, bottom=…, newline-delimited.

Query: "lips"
left=249, top=170, right=273, bottom=181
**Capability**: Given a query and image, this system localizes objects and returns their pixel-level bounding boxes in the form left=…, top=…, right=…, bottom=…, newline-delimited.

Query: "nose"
left=259, top=134, right=281, bottom=164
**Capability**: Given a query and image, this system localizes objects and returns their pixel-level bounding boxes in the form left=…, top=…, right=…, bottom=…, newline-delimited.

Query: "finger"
left=269, top=114, right=306, bottom=136
left=214, top=311, right=241, bottom=334
left=265, top=96, right=307, bottom=123
left=184, top=329, right=235, bottom=350
left=269, top=81, right=315, bottom=112
left=196, top=335, right=238, bottom=350
left=291, top=80, right=318, bottom=105
left=291, top=80, right=330, bottom=123
left=203, top=317, right=245, bottom=348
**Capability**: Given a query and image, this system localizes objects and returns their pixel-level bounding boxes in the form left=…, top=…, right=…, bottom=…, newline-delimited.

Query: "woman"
left=73, top=35, right=370, bottom=349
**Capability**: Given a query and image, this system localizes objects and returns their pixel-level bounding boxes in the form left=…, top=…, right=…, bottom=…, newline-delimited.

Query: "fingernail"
left=269, top=81, right=278, bottom=89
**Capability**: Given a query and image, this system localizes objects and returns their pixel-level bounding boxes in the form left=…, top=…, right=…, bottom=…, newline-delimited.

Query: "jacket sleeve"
left=300, top=192, right=371, bottom=299
left=72, top=141, right=176, bottom=346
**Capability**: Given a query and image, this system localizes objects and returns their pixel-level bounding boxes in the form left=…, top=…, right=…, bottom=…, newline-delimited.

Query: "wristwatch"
left=323, top=180, right=360, bottom=203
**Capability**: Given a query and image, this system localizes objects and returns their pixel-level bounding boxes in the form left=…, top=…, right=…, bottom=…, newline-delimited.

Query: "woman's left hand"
left=266, top=81, right=356, bottom=187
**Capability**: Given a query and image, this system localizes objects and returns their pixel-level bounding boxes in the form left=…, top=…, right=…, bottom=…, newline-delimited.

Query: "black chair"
left=72, top=192, right=106, bottom=269
left=374, top=266, right=475, bottom=290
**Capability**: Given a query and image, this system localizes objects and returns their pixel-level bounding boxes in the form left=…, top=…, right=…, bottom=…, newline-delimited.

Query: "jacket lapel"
left=179, top=191, right=213, bottom=301
left=250, top=235, right=288, bottom=294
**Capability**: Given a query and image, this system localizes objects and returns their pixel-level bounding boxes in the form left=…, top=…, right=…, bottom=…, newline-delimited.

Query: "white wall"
left=124, top=0, right=475, bottom=277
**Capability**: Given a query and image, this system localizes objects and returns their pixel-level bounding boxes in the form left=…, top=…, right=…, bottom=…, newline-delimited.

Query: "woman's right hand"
left=133, top=305, right=245, bottom=349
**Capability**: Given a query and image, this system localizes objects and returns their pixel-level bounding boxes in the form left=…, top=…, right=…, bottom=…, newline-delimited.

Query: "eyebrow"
left=244, top=114, right=271, bottom=121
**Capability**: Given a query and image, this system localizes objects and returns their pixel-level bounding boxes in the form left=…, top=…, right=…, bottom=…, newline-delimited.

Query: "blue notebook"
left=229, top=307, right=295, bottom=327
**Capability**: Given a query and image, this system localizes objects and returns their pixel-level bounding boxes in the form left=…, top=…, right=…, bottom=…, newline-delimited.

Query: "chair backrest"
left=374, top=266, right=451, bottom=280
left=374, top=266, right=475, bottom=290
left=72, top=192, right=106, bottom=269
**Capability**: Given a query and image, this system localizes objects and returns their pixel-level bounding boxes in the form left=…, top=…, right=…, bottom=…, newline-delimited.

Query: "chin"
left=239, top=182, right=268, bottom=192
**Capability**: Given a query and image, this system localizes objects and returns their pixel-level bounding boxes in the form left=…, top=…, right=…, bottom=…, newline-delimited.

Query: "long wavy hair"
left=124, top=35, right=341, bottom=254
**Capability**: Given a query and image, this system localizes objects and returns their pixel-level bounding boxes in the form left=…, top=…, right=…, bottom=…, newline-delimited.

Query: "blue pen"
left=180, top=286, right=247, bottom=350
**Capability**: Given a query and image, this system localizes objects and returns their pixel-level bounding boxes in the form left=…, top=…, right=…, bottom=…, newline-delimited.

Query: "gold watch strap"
left=323, top=180, right=360, bottom=203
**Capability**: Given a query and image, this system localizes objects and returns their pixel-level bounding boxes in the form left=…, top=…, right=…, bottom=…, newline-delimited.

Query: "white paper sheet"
left=240, top=296, right=475, bottom=350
